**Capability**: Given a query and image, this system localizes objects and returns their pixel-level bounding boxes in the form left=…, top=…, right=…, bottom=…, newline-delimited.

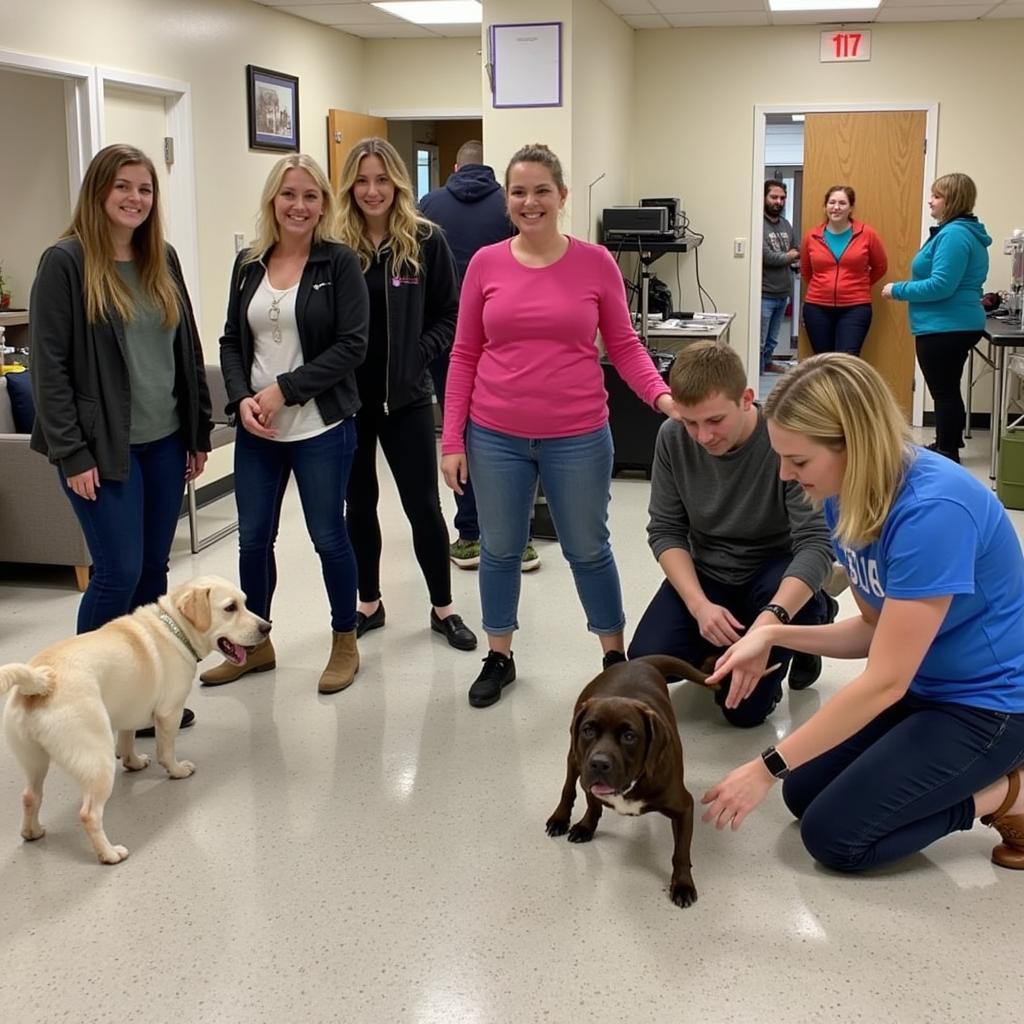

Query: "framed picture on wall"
left=246, top=65, right=300, bottom=152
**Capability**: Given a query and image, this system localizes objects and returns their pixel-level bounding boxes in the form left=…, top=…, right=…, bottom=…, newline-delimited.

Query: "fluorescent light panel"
left=372, top=1, right=482, bottom=25
left=769, top=0, right=879, bottom=10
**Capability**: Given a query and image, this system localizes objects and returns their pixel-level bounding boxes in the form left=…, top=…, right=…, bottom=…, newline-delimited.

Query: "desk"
left=644, top=313, right=734, bottom=352
left=967, top=317, right=1024, bottom=478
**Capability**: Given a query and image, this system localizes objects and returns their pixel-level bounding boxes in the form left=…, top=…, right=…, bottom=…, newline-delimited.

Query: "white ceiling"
left=255, top=0, right=1024, bottom=37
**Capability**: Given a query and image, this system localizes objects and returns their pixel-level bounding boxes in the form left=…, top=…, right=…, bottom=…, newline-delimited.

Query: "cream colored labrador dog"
left=0, top=575, right=269, bottom=864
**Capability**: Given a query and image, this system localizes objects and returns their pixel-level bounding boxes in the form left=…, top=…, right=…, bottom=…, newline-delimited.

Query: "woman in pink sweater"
left=441, top=143, right=677, bottom=708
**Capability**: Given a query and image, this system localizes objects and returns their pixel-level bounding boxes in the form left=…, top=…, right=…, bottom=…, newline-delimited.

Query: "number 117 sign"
left=820, top=29, right=871, bottom=63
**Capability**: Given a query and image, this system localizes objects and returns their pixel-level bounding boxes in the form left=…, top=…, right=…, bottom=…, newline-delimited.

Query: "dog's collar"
left=157, top=611, right=201, bottom=663
left=621, top=776, right=641, bottom=797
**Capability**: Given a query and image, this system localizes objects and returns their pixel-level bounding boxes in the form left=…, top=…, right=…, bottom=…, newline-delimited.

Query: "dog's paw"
left=121, top=753, right=150, bottom=772
left=567, top=822, right=596, bottom=843
left=670, top=880, right=698, bottom=908
left=166, top=760, right=195, bottom=779
left=21, top=826, right=45, bottom=842
left=545, top=816, right=569, bottom=837
left=100, top=845, right=130, bottom=865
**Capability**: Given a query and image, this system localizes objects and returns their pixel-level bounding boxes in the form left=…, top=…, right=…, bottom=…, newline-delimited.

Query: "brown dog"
left=545, top=655, right=712, bottom=908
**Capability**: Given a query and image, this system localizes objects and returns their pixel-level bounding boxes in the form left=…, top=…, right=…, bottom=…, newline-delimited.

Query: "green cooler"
left=997, top=431, right=1024, bottom=510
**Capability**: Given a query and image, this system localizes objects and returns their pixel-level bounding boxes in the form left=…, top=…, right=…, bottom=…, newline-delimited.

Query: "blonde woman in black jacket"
left=336, top=137, right=477, bottom=653
left=202, top=154, right=370, bottom=694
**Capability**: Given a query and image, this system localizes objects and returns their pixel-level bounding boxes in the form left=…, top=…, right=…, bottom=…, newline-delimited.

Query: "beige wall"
left=571, top=0, right=634, bottom=241
left=3, top=0, right=366, bottom=352
left=633, top=21, right=1024, bottom=365
left=364, top=37, right=483, bottom=116
left=0, top=68, right=70, bottom=308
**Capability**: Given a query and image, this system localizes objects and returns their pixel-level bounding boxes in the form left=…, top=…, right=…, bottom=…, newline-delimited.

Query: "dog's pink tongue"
left=591, top=784, right=616, bottom=797
left=230, top=642, right=248, bottom=665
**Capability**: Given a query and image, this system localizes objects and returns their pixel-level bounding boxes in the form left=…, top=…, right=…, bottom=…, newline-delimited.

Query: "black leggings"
left=915, top=330, right=982, bottom=452
left=346, top=401, right=452, bottom=607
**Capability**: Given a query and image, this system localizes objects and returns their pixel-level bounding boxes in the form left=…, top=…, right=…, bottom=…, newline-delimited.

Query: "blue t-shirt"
left=824, top=227, right=852, bottom=261
left=825, top=447, right=1024, bottom=712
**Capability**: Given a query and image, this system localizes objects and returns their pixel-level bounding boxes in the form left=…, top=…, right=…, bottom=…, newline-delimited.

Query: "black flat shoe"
left=136, top=707, right=195, bottom=739
left=430, top=609, right=478, bottom=651
left=356, top=602, right=386, bottom=639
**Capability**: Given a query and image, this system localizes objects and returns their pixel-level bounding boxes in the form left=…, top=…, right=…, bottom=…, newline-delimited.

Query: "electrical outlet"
left=233, top=232, right=246, bottom=253
left=733, top=238, right=746, bottom=258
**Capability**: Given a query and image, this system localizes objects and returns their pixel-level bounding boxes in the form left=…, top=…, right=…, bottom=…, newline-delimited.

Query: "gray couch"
left=0, top=375, right=92, bottom=589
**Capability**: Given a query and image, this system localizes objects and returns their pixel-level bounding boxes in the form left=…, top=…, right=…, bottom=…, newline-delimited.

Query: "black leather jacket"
left=219, top=241, right=369, bottom=422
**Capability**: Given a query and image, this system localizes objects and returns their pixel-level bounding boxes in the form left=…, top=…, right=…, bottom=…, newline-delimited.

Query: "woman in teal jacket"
left=883, top=173, right=990, bottom=462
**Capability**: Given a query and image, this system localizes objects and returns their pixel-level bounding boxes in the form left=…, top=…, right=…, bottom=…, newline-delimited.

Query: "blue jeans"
left=628, top=555, right=829, bottom=727
left=429, top=350, right=478, bottom=542
left=783, top=693, right=1024, bottom=872
left=65, top=431, right=187, bottom=634
left=802, top=302, right=873, bottom=357
left=235, top=419, right=358, bottom=633
left=466, top=421, right=623, bottom=636
left=760, top=294, right=789, bottom=372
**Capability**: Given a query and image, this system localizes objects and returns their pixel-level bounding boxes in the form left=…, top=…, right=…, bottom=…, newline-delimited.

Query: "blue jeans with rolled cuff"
left=466, top=421, right=624, bottom=637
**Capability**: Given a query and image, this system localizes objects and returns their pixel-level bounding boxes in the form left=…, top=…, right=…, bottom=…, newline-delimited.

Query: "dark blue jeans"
left=627, top=555, right=829, bottom=727
left=429, top=350, right=479, bottom=542
left=65, top=431, right=187, bottom=634
left=235, top=419, right=358, bottom=633
left=784, top=694, right=1024, bottom=872
left=802, top=301, right=873, bottom=357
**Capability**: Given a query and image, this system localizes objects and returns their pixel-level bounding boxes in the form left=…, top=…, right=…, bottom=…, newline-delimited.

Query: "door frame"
left=749, top=101, right=938, bottom=424
left=97, top=67, right=200, bottom=323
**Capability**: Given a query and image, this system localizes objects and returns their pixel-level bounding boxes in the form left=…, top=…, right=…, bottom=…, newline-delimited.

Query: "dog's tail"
left=0, top=664, right=57, bottom=698
left=634, top=655, right=717, bottom=689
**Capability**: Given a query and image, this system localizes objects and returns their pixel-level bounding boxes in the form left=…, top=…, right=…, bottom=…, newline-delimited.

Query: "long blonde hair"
left=242, top=154, right=340, bottom=266
left=335, top=138, right=433, bottom=274
left=63, top=144, right=179, bottom=327
left=763, top=354, right=912, bottom=547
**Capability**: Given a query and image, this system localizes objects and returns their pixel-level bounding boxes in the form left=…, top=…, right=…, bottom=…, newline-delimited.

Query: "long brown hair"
left=335, top=137, right=433, bottom=274
left=63, top=144, right=179, bottom=327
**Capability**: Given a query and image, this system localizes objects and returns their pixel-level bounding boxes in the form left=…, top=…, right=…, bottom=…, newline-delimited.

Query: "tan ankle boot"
left=200, top=638, right=276, bottom=687
left=318, top=630, right=359, bottom=694
left=981, top=768, right=1024, bottom=869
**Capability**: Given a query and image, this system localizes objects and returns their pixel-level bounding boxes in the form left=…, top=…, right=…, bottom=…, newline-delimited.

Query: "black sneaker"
left=602, top=650, right=627, bottom=671
left=468, top=651, right=516, bottom=708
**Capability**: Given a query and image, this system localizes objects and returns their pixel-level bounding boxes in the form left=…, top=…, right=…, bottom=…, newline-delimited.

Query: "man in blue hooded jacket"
left=420, top=141, right=538, bottom=571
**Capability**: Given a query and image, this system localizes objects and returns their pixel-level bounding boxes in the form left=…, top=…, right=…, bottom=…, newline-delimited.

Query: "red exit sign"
left=820, top=30, right=871, bottom=62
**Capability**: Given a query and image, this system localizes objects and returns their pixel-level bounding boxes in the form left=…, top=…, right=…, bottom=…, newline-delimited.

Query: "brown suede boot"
left=318, top=630, right=359, bottom=694
left=981, top=768, right=1024, bottom=869
left=200, top=638, right=276, bottom=687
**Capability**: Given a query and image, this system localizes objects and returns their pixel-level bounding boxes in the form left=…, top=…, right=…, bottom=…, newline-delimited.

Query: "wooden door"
left=800, top=111, right=926, bottom=416
left=327, top=109, right=388, bottom=192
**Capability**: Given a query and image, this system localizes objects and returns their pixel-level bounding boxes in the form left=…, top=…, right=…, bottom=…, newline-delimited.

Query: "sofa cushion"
left=0, top=377, right=16, bottom=433
left=4, top=370, right=35, bottom=433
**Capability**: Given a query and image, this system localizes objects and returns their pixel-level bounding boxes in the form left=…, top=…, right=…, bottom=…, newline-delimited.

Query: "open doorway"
left=386, top=118, right=482, bottom=200
left=750, top=102, right=938, bottom=423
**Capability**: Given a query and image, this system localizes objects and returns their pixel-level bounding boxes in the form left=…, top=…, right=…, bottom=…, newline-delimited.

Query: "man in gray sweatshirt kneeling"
left=627, top=341, right=836, bottom=727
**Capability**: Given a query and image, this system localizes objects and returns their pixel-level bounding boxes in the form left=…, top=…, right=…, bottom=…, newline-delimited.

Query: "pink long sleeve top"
left=441, top=237, right=670, bottom=454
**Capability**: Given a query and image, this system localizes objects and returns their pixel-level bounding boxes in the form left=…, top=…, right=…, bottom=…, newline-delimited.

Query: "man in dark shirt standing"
left=762, top=179, right=799, bottom=375
left=420, top=140, right=538, bottom=572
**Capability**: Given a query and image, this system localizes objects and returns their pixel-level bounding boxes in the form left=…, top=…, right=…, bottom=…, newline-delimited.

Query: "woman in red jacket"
left=800, top=185, right=888, bottom=358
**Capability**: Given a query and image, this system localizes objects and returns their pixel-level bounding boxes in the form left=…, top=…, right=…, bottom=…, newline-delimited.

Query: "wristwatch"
left=760, top=602, right=791, bottom=625
left=761, top=745, right=791, bottom=780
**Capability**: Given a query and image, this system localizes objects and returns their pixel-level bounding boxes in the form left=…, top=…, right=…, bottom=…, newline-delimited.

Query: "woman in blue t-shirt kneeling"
left=702, top=353, right=1024, bottom=872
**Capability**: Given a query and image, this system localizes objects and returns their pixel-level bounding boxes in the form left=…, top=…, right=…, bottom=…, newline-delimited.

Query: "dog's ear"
left=641, top=708, right=673, bottom=782
left=176, top=585, right=212, bottom=633
left=571, top=699, right=594, bottom=753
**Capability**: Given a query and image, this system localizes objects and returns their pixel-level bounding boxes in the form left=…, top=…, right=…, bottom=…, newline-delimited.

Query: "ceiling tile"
left=664, top=11, right=771, bottom=24
left=881, top=0, right=994, bottom=5
left=276, top=3, right=397, bottom=26
left=770, top=10, right=879, bottom=24
left=653, top=0, right=767, bottom=11
left=334, top=20, right=438, bottom=37
left=600, top=0, right=659, bottom=14
left=985, top=1, right=1024, bottom=15
left=875, top=4, right=991, bottom=18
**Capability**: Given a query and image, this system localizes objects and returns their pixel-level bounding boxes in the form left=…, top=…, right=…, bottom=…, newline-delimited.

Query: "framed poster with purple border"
left=489, top=22, right=562, bottom=108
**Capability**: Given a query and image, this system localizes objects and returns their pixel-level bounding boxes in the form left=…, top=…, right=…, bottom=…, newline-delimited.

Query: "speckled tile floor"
left=0, top=432, right=1020, bottom=1024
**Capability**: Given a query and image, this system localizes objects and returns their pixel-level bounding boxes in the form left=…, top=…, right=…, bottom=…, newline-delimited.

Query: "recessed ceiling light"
left=769, top=0, right=879, bottom=10
left=372, top=1, right=482, bottom=25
